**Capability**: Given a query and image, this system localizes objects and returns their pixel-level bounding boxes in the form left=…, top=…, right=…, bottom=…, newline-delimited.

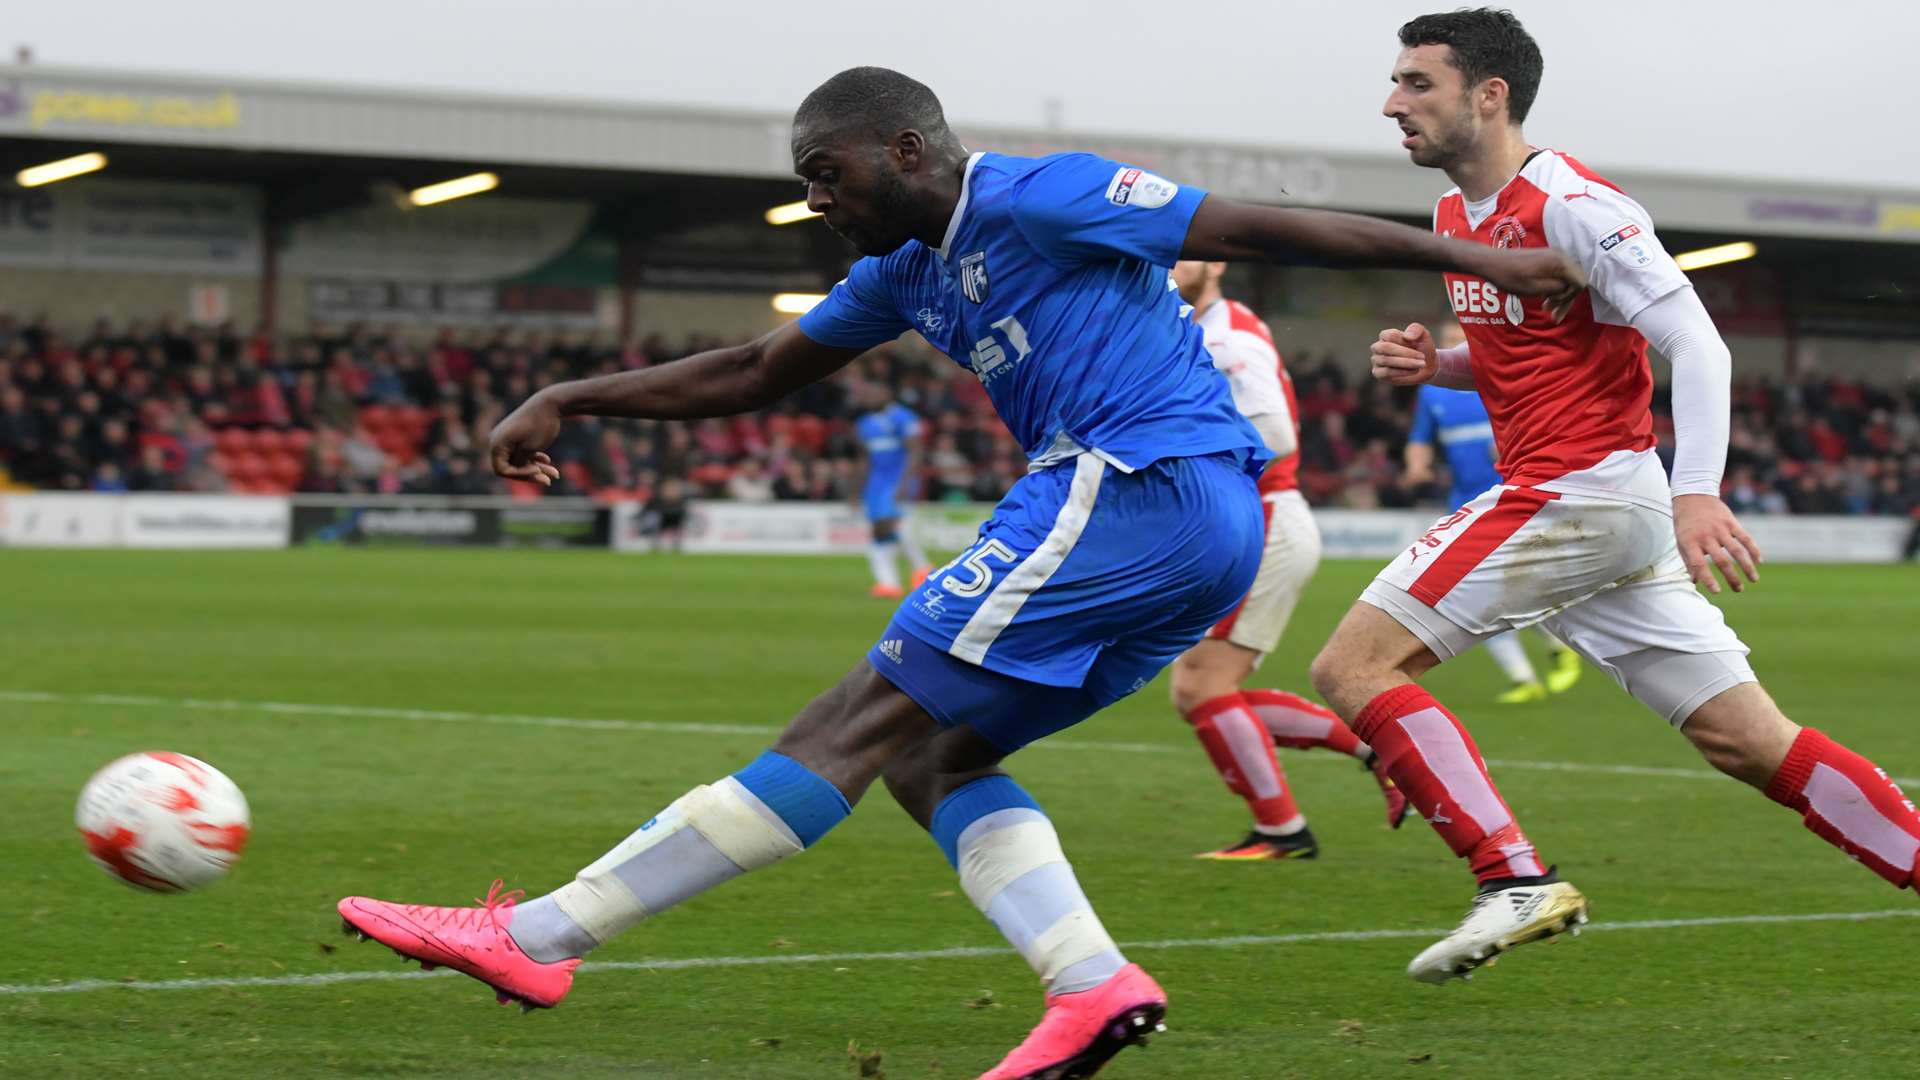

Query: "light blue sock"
left=512, top=751, right=850, bottom=962
left=931, top=776, right=1127, bottom=994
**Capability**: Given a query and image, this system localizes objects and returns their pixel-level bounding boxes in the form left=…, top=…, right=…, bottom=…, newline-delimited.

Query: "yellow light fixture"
left=771, top=292, right=828, bottom=315
left=17, top=152, right=107, bottom=187
left=1673, top=241, right=1757, bottom=272
left=407, top=172, right=500, bottom=207
left=765, top=200, right=821, bottom=226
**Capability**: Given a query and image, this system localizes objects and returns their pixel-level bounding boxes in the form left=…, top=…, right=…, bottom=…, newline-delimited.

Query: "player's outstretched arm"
left=1183, top=197, right=1585, bottom=317
left=489, top=323, right=864, bottom=484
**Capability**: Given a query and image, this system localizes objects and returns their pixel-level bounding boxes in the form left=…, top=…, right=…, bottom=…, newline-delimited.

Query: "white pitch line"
left=2, top=908, right=1913, bottom=998
left=5, top=688, right=1915, bottom=786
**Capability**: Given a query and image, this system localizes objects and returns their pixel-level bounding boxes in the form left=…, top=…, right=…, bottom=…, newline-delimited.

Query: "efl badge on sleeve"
left=958, top=250, right=990, bottom=304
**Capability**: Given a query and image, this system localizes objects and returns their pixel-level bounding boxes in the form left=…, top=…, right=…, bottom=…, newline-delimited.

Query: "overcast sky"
left=12, top=0, right=1913, bottom=189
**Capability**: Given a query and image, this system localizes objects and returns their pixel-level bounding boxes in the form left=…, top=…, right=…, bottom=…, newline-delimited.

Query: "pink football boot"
left=337, top=880, right=579, bottom=1011
left=978, top=963, right=1167, bottom=1080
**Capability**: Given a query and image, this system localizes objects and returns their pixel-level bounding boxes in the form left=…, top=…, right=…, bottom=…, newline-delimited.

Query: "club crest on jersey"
left=958, top=251, right=990, bottom=304
left=1105, top=167, right=1178, bottom=209
left=1491, top=215, right=1528, bottom=249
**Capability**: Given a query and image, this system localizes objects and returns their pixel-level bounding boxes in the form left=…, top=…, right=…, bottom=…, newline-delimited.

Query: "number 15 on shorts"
left=939, top=539, right=1018, bottom=598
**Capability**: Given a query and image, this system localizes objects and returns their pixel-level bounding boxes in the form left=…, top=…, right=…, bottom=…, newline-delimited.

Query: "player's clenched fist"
left=489, top=390, right=564, bottom=486
left=1372, top=323, right=1439, bottom=386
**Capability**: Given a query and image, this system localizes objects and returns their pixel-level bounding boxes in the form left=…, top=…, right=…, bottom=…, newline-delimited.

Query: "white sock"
left=956, top=808, right=1127, bottom=994
left=898, top=531, right=930, bottom=569
left=511, top=778, right=802, bottom=962
left=867, top=541, right=901, bottom=589
left=1487, top=631, right=1539, bottom=684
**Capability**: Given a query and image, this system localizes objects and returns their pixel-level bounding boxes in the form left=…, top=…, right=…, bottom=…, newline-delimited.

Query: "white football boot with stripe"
left=1407, top=877, right=1590, bottom=983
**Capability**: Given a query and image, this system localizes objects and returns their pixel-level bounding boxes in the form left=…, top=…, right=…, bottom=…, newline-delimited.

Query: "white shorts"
left=1359, top=481, right=1752, bottom=721
left=1209, top=489, right=1320, bottom=657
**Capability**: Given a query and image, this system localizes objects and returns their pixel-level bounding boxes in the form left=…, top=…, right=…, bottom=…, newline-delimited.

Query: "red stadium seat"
left=359, top=405, right=394, bottom=434
left=226, top=453, right=266, bottom=482
left=282, top=428, right=314, bottom=455
left=215, top=428, right=251, bottom=455
left=268, top=454, right=304, bottom=486
left=252, top=429, right=286, bottom=455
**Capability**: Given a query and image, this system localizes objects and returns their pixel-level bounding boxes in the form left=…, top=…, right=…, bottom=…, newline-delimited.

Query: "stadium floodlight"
left=771, top=292, right=829, bottom=315
left=16, top=152, right=107, bottom=187
left=407, top=172, right=500, bottom=207
left=1673, top=241, right=1758, bottom=272
left=765, top=200, right=822, bottom=226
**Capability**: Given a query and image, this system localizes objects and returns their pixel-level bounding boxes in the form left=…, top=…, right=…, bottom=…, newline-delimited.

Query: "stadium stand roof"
left=4, top=63, right=1918, bottom=246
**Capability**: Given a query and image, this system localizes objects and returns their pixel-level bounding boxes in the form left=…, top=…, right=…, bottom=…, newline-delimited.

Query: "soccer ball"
left=75, top=752, right=251, bottom=893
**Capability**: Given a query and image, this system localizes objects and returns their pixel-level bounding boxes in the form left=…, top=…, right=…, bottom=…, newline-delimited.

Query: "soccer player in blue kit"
left=851, top=382, right=934, bottom=597
left=1403, top=324, right=1582, bottom=704
left=338, top=67, right=1582, bottom=1078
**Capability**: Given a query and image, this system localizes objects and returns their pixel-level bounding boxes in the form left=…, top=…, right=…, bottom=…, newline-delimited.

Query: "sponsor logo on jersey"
left=1490, top=215, right=1528, bottom=249
left=1601, top=222, right=1656, bottom=268
left=916, top=307, right=944, bottom=333
left=1504, top=292, right=1525, bottom=326
left=878, top=638, right=905, bottom=664
left=1598, top=222, right=1642, bottom=251
left=957, top=250, right=989, bottom=304
left=1105, top=167, right=1178, bottom=209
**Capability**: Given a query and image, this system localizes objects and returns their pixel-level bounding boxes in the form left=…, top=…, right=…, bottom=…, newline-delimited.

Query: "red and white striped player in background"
left=1312, top=7, right=1920, bottom=983
left=1166, top=259, right=1409, bottom=861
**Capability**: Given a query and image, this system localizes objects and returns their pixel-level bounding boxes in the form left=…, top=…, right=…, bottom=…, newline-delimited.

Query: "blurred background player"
left=1404, top=321, right=1582, bottom=704
left=1314, top=8, right=1920, bottom=985
left=851, top=380, right=933, bottom=597
left=1165, top=260, right=1408, bottom=861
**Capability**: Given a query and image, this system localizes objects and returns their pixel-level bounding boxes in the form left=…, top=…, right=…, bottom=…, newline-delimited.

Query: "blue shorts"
left=864, top=474, right=904, bottom=523
left=866, top=451, right=1264, bottom=753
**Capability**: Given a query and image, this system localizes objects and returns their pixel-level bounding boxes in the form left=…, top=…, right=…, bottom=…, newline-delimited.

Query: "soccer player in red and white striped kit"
left=1166, top=259, right=1408, bottom=860
left=1315, top=8, right=1920, bottom=982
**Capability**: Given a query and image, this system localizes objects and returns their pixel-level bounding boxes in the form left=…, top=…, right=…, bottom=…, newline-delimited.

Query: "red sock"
left=1244, top=688, right=1366, bottom=758
left=1184, top=693, right=1302, bottom=831
left=1765, top=728, right=1920, bottom=889
left=1353, top=684, right=1543, bottom=884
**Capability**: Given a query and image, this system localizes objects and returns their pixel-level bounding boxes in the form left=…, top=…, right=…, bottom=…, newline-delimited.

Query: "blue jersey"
left=856, top=403, right=919, bottom=521
left=855, top=403, right=919, bottom=482
left=798, top=151, right=1267, bottom=477
left=1409, top=384, right=1502, bottom=505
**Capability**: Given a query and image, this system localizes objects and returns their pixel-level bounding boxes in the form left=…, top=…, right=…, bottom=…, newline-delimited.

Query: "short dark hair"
left=793, top=67, right=958, bottom=149
left=1399, top=8, right=1543, bottom=124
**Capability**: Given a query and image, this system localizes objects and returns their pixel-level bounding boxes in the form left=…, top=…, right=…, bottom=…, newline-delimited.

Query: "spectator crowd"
left=2, top=312, right=1918, bottom=521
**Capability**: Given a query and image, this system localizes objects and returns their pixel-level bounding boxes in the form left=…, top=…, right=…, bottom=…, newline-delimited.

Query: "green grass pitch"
left=2, top=548, right=1916, bottom=1078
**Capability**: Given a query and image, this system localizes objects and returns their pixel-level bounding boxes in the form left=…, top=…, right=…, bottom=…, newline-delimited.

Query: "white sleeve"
left=1632, top=286, right=1731, bottom=498
left=1210, top=327, right=1290, bottom=420
left=1541, top=184, right=1690, bottom=325
left=1250, top=408, right=1297, bottom=459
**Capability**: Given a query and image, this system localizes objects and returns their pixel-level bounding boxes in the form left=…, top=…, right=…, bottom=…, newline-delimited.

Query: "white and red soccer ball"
left=75, top=752, right=251, bottom=893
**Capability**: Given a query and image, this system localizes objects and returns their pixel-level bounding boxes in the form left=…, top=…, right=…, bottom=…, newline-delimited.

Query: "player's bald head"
left=791, top=67, right=961, bottom=155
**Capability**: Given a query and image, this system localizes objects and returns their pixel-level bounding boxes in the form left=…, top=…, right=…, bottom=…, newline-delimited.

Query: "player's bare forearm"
left=545, top=324, right=862, bottom=420
left=1182, top=197, right=1585, bottom=307
left=1185, top=198, right=1466, bottom=270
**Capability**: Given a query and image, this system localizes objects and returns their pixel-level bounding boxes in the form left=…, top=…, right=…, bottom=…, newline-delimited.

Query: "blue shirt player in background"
left=1404, top=321, right=1582, bottom=705
left=338, top=67, right=1584, bottom=1079
left=851, top=381, right=934, bottom=597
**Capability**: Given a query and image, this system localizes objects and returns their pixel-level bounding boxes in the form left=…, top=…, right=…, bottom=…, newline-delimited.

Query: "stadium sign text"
left=0, top=79, right=241, bottom=132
